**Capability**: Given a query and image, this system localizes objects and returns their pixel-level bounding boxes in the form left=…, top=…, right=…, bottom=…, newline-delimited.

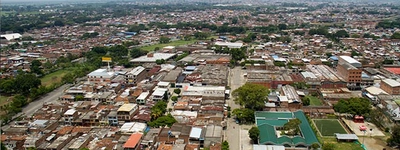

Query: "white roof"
left=157, top=81, right=170, bottom=87
left=278, top=96, right=288, bottom=102
left=253, top=145, right=285, bottom=150
left=339, top=55, right=361, bottom=67
left=64, top=109, right=76, bottom=115
left=117, top=103, right=138, bottom=112
left=189, top=127, right=202, bottom=139
left=215, top=41, right=243, bottom=48
left=1, top=33, right=22, bottom=41
left=130, top=53, right=176, bottom=63
left=365, top=86, right=388, bottom=95
left=127, top=66, right=145, bottom=76
left=383, top=79, right=400, bottom=87
left=335, top=134, right=359, bottom=140
left=301, top=71, right=317, bottom=79
left=152, top=88, right=168, bottom=96
left=88, top=69, right=114, bottom=78
left=137, top=92, right=149, bottom=100
left=171, top=110, right=197, bottom=117
left=119, top=122, right=147, bottom=133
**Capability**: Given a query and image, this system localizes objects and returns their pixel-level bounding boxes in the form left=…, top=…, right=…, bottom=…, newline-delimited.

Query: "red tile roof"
left=123, top=133, right=143, bottom=148
left=385, top=68, right=400, bottom=75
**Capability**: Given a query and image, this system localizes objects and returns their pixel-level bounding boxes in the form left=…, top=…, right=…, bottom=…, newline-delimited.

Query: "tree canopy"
left=148, top=114, right=177, bottom=128
left=232, top=83, right=270, bottom=110
left=283, top=118, right=302, bottom=136
left=249, top=126, right=260, bottom=144
left=151, top=101, right=167, bottom=120
left=222, top=141, right=229, bottom=150
left=334, top=97, right=371, bottom=116
left=232, top=108, right=255, bottom=124
left=387, top=125, right=400, bottom=147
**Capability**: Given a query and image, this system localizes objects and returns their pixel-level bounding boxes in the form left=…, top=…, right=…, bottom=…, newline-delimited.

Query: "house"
left=380, top=79, right=400, bottom=95
left=125, top=66, right=146, bottom=85
left=117, top=104, right=139, bottom=123
left=123, top=133, right=144, bottom=150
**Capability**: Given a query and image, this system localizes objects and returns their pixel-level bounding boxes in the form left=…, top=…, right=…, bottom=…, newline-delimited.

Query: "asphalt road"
left=21, top=84, right=70, bottom=117
left=226, top=67, right=246, bottom=150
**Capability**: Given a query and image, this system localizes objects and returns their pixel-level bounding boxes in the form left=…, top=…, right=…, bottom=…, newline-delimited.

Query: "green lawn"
left=314, top=119, right=347, bottom=136
left=322, top=137, right=364, bottom=150
left=40, top=70, right=69, bottom=87
left=141, top=39, right=198, bottom=51
left=306, top=95, right=323, bottom=106
left=0, top=95, right=10, bottom=106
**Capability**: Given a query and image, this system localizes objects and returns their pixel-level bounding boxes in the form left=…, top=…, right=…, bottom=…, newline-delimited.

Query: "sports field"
left=314, top=119, right=347, bottom=136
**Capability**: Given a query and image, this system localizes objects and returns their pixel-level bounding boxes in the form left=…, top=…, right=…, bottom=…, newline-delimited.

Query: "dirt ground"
left=363, top=137, right=394, bottom=150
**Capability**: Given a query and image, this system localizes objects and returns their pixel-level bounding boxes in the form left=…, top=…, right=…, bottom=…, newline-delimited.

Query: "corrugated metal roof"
left=189, top=127, right=202, bottom=139
left=123, top=133, right=143, bottom=148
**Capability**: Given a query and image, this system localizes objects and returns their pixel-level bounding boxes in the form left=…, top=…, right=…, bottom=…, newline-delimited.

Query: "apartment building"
left=125, top=66, right=146, bottom=85
left=117, top=104, right=139, bottom=123
left=381, top=79, right=400, bottom=95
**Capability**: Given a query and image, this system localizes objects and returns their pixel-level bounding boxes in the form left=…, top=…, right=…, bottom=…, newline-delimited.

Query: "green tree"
left=334, top=97, right=371, bottom=116
left=171, top=96, right=178, bottom=102
left=30, top=60, right=43, bottom=75
left=391, top=32, right=400, bottom=39
left=222, top=141, right=229, bottom=150
left=283, top=118, right=302, bottom=136
left=334, top=30, right=349, bottom=38
left=75, top=95, right=84, bottom=101
left=249, top=126, right=260, bottom=144
left=79, top=148, right=90, bottom=150
left=194, top=32, right=209, bottom=40
left=0, top=79, right=14, bottom=94
left=1, top=142, right=6, bottom=150
left=148, top=114, right=176, bottom=127
left=173, top=88, right=181, bottom=95
left=159, top=36, right=170, bottom=44
left=232, top=108, right=255, bottom=123
left=162, top=91, right=169, bottom=100
left=14, top=73, right=41, bottom=95
left=156, top=59, right=166, bottom=65
left=232, top=83, right=270, bottom=110
left=311, top=143, right=320, bottom=150
left=151, top=101, right=167, bottom=120
left=302, top=97, right=310, bottom=106
left=62, top=72, right=76, bottom=84
left=387, top=125, right=400, bottom=147
left=130, top=48, right=145, bottom=58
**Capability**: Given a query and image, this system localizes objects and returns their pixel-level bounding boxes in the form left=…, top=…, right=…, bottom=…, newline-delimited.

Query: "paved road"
left=1, top=84, right=70, bottom=129
left=21, top=84, right=70, bottom=117
left=226, top=67, right=246, bottom=150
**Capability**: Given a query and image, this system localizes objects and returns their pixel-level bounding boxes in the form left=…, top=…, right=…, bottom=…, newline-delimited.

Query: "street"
left=1, top=84, right=70, bottom=130
left=226, top=67, right=252, bottom=150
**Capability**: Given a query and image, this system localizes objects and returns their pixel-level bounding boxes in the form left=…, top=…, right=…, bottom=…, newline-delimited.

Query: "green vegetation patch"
left=40, top=70, right=69, bottom=87
left=314, top=119, right=347, bottom=136
left=307, top=95, right=323, bottom=106
left=322, top=137, right=364, bottom=150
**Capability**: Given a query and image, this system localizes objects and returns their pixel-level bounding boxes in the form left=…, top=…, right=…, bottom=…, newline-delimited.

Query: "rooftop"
left=382, top=79, right=400, bottom=87
left=117, top=103, right=138, bottom=112
left=123, top=133, right=143, bottom=148
left=130, top=53, right=176, bottom=63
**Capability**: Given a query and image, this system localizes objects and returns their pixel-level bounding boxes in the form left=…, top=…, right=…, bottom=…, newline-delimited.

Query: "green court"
left=314, top=119, right=347, bottom=136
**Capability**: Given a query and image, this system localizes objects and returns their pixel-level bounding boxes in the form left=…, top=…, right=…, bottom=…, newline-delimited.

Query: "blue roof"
left=329, top=56, right=338, bottom=61
left=272, top=55, right=279, bottom=59
left=361, top=72, right=370, bottom=78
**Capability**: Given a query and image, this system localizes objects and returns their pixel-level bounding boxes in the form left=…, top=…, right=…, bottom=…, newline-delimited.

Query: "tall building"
left=337, top=56, right=362, bottom=88
left=125, top=66, right=146, bottom=85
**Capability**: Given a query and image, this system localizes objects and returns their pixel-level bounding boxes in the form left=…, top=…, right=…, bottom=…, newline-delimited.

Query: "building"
left=123, top=133, right=143, bottom=150
left=306, top=65, right=347, bottom=89
left=136, top=92, right=150, bottom=104
left=87, top=69, right=115, bottom=84
left=125, top=66, right=146, bottom=85
left=279, top=85, right=302, bottom=109
left=117, top=104, right=139, bottom=123
left=381, top=79, right=400, bottom=95
left=130, top=53, right=176, bottom=64
left=255, top=111, right=320, bottom=148
left=337, top=56, right=362, bottom=88
left=63, top=109, right=78, bottom=125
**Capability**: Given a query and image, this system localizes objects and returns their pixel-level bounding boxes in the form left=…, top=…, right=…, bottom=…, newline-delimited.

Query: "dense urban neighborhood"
left=1, top=1, right=400, bottom=150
